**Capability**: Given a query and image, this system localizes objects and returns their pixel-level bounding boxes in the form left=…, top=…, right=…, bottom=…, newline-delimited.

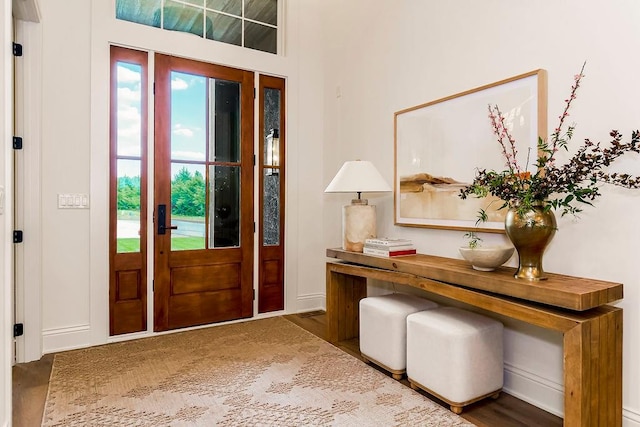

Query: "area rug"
left=42, top=316, right=474, bottom=426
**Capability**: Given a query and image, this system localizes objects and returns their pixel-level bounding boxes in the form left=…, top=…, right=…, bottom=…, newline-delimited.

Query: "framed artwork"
left=394, top=69, right=547, bottom=232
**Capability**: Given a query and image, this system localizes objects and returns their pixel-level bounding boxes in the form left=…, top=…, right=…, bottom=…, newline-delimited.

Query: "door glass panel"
left=210, top=165, right=240, bottom=248
left=171, top=163, right=206, bottom=251
left=263, top=169, right=280, bottom=245
left=208, top=79, right=241, bottom=162
left=115, top=59, right=144, bottom=254
left=171, top=71, right=206, bottom=162
left=117, top=159, right=142, bottom=253
left=116, top=62, right=142, bottom=157
left=263, top=86, right=281, bottom=245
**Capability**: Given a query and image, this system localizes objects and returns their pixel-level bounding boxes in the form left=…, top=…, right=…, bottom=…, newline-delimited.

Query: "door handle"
left=157, top=204, right=178, bottom=235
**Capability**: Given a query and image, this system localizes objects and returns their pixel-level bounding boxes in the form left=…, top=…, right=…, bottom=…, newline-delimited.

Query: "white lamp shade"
left=324, top=160, right=392, bottom=193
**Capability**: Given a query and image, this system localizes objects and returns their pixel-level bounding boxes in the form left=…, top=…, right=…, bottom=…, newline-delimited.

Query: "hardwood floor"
left=12, top=353, right=53, bottom=427
left=13, top=312, right=562, bottom=426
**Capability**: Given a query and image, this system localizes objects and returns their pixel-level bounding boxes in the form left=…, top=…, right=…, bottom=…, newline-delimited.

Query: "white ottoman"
left=406, top=307, right=503, bottom=414
left=359, top=293, right=438, bottom=380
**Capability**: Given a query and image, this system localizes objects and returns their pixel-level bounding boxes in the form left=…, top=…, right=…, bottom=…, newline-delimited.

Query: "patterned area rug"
left=42, top=317, right=474, bottom=426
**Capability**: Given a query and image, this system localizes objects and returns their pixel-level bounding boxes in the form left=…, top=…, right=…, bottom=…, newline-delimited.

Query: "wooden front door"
left=153, top=54, right=254, bottom=331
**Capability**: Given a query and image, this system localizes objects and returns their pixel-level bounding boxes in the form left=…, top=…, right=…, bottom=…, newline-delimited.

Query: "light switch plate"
left=58, top=193, right=89, bottom=209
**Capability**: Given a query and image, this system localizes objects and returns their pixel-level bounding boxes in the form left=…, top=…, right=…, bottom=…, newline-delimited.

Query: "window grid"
left=116, top=0, right=278, bottom=54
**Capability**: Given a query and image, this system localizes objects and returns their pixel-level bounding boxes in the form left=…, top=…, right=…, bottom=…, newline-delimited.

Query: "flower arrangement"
left=459, top=63, right=640, bottom=217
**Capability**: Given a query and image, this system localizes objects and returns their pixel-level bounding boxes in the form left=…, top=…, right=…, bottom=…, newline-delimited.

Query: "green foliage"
left=463, top=208, right=488, bottom=249
left=117, top=175, right=141, bottom=211
left=171, top=167, right=206, bottom=217
left=117, top=168, right=206, bottom=218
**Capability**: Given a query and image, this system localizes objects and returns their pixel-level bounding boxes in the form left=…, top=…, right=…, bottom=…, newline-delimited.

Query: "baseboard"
left=505, top=362, right=639, bottom=425
left=42, top=324, right=91, bottom=354
left=295, top=293, right=325, bottom=312
left=624, top=407, right=640, bottom=427
left=503, top=362, right=564, bottom=418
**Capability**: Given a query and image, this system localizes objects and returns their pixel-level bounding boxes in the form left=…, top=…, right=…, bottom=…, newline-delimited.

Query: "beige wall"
left=321, top=0, right=640, bottom=424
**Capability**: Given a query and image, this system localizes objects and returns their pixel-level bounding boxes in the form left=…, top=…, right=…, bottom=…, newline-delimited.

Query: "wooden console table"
left=325, top=248, right=623, bottom=427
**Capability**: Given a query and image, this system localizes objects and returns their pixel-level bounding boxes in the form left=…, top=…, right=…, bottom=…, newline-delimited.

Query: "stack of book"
left=363, top=238, right=416, bottom=257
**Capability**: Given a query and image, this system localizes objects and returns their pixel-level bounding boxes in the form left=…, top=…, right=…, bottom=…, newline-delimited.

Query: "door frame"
left=2, top=1, right=14, bottom=423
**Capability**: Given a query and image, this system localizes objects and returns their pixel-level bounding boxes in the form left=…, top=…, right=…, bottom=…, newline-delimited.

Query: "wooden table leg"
left=563, top=308, right=622, bottom=427
left=326, top=264, right=367, bottom=343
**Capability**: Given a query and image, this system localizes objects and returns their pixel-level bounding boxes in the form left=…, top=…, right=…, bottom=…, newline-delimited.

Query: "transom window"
left=116, top=0, right=278, bottom=54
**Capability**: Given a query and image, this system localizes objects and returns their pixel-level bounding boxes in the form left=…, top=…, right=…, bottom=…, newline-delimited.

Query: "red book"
left=363, top=247, right=417, bottom=257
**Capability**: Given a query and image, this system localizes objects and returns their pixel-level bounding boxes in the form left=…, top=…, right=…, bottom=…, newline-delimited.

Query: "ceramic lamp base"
left=342, top=200, right=376, bottom=252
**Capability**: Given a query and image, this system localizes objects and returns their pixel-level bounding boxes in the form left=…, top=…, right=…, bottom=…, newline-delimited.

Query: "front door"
left=153, top=54, right=254, bottom=331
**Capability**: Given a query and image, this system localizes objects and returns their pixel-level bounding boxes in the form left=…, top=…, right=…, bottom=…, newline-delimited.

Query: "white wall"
left=320, top=0, right=640, bottom=424
left=1, top=0, right=12, bottom=424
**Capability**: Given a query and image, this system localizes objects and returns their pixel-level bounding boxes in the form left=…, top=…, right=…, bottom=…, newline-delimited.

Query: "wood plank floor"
left=13, top=312, right=563, bottom=426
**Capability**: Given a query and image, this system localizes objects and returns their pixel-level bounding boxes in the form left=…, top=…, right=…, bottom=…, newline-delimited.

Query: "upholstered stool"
left=406, top=307, right=503, bottom=414
left=359, top=293, right=438, bottom=380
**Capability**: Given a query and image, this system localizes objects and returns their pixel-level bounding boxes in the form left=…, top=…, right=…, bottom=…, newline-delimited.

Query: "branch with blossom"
left=459, top=64, right=640, bottom=218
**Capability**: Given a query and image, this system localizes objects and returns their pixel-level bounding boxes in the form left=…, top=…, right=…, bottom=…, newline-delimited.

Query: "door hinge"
left=13, top=136, right=23, bottom=150
left=253, top=87, right=256, bottom=99
left=13, top=43, right=23, bottom=57
left=14, top=323, right=24, bottom=337
left=253, top=154, right=256, bottom=166
left=152, top=280, right=154, bottom=292
left=253, top=222, right=256, bottom=233
left=13, top=230, right=23, bottom=243
left=153, top=82, right=155, bottom=95
left=253, top=289, right=256, bottom=300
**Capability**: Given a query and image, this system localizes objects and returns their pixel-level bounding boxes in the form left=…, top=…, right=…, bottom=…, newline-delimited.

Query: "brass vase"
left=504, top=203, right=557, bottom=280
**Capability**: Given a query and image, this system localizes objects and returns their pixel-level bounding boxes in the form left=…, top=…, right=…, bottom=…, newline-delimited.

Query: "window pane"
left=205, top=11, right=241, bottom=45
left=210, top=165, right=240, bottom=248
left=171, top=163, right=206, bottom=251
left=245, top=0, right=277, bottom=25
left=117, top=160, right=141, bottom=253
left=171, top=71, right=206, bottom=162
left=264, top=87, right=280, bottom=166
left=263, top=86, right=280, bottom=245
left=206, top=0, right=241, bottom=16
left=245, top=21, right=276, bottom=54
left=264, top=87, right=280, bottom=141
left=263, top=168, right=280, bottom=245
left=116, top=62, right=142, bottom=157
left=116, top=0, right=161, bottom=27
left=209, top=79, right=241, bottom=162
left=164, top=1, right=205, bottom=37
left=116, top=0, right=278, bottom=55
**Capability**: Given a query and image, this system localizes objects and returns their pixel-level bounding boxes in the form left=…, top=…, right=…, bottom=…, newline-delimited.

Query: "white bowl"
left=459, top=245, right=515, bottom=271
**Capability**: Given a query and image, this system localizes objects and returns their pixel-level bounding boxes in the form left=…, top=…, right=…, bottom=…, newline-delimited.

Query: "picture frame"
left=394, top=69, right=547, bottom=232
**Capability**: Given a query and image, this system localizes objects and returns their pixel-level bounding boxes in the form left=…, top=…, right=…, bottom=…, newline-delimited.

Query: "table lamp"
left=325, top=160, right=392, bottom=252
